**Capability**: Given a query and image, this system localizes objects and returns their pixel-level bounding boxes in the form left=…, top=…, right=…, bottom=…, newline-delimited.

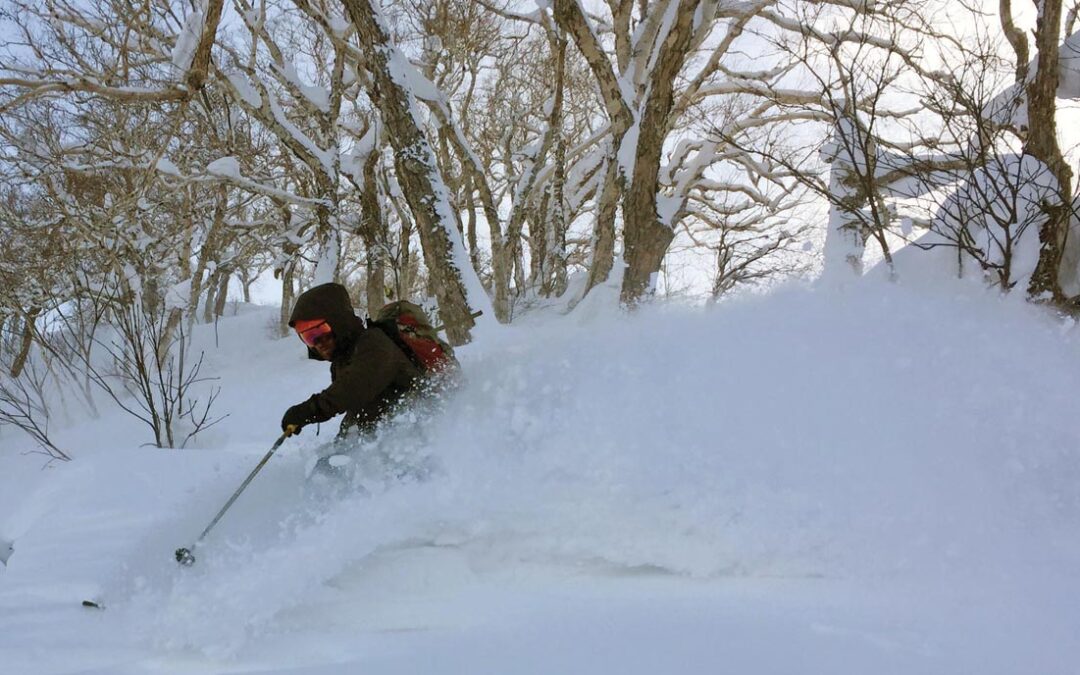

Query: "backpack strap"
left=367, top=316, right=427, bottom=372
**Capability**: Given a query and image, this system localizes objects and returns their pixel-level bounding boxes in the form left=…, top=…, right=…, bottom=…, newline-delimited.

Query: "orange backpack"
left=368, top=301, right=458, bottom=374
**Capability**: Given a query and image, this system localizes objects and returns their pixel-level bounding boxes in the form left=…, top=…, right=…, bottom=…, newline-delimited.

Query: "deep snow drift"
left=2, top=279, right=1079, bottom=674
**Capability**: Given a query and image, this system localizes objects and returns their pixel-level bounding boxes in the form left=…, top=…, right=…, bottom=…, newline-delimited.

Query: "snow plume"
left=100, top=280, right=1080, bottom=657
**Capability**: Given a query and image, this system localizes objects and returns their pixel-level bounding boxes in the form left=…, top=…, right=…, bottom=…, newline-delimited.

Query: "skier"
left=281, top=282, right=423, bottom=442
left=173, top=286, right=444, bottom=567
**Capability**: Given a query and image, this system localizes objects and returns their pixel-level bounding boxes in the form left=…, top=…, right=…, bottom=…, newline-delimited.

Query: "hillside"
left=2, top=279, right=1079, bottom=674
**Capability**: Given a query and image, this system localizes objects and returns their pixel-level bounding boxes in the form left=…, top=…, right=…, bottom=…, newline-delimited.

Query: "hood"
left=288, top=282, right=364, bottom=360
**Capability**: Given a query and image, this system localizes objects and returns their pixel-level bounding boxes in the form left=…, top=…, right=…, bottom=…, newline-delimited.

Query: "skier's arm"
left=281, top=395, right=332, bottom=432
left=311, top=333, right=402, bottom=417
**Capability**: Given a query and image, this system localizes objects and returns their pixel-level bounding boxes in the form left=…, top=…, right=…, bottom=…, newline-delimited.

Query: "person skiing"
left=281, top=282, right=423, bottom=439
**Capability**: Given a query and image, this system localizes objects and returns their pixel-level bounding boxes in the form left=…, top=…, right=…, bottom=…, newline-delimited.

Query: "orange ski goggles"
left=295, top=319, right=333, bottom=347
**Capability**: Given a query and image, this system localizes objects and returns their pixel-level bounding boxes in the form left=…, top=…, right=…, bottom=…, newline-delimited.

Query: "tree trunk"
left=189, top=186, right=226, bottom=324
left=621, top=215, right=675, bottom=302
left=183, top=0, right=225, bottom=92
left=619, top=0, right=699, bottom=304
left=360, top=149, right=387, bottom=314
left=494, top=104, right=562, bottom=318
left=820, top=109, right=869, bottom=281
left=341, top=0, right=482, bottom=344
left=239, top=267, right=254, bottom=303
left=312, top=176, right=342, bottom=286
left=202, top=269, right=221, bottom=324
left=513, top=244, right=527, bottom=295
left=9, top=307, right=39, bottom=378
left=582, top=157, right=620, bottom=295
left=543, top=33, right=569, bottom=298
left=277, top=202, right=299, bottom=336
left=388, top=190, right=415, bottom=301
left=552, top=0, right=633, bottom=302
left=530, top=194, right=550, bottom=288
left=313, top=44, right=346, bottom=286
left=465, top=174, right=479, bottom=272
left=544, top=133, right=569, bottom=297
left=213, top=269, right=230, bottom=317
left=1025, top=0, right=1073, bottom=301
left=159, top=308, right=183, bottom=367
left=279, top=259, right=296, bottom=337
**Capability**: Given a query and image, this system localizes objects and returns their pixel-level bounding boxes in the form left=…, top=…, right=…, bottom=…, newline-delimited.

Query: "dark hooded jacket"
left=288, top=283, right=422, bottom=435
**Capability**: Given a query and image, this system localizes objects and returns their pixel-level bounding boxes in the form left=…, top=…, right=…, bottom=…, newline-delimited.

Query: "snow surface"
left=2, top=280, right=1080, bottom=673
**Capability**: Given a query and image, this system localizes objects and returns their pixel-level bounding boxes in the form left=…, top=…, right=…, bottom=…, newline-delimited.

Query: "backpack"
left=368, top=300, right=458, bottom=374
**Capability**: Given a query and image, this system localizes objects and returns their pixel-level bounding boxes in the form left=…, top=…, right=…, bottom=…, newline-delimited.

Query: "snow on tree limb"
left=0, top=0, right=223, bottom=112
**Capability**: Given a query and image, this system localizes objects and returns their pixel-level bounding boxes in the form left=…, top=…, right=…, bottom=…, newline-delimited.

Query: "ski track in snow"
left=2, top=279, right=1080, bottom=673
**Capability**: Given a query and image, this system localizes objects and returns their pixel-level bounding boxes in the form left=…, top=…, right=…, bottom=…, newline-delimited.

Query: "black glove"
left=281, top=398, right=319, bottom=434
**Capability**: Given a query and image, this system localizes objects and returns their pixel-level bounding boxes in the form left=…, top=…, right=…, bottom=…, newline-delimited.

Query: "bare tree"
left=547, top=0, right=827, bottom=305
left=339, top=0, right=486, bottom=343
left=48, top=278, right=226, bottom=449
left=0, top=356, right=71, bottom=462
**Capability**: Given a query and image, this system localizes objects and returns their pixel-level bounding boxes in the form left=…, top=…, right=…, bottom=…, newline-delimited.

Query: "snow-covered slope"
left=2, top=280, right=1079, bottom=674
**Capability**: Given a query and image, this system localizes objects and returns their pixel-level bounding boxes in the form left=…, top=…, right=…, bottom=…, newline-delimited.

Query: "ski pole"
left=175, top=426, right=297, bottom=567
